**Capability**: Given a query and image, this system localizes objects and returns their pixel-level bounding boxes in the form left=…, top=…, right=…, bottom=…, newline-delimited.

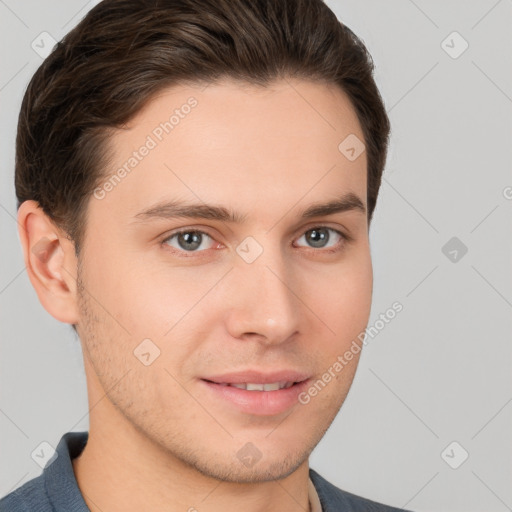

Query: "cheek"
left=85, top=244, right=202, bottom=336
left=85, top=230, right=372, bottom=342
left=305, top=251, right=373, bottom=340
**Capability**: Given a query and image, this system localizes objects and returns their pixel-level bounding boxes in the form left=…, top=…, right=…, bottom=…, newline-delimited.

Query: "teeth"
left=227, top=381, right=294, bottom=391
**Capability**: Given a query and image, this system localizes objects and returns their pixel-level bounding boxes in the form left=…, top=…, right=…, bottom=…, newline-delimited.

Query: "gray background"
left=1, top=1, right=511, bottom=511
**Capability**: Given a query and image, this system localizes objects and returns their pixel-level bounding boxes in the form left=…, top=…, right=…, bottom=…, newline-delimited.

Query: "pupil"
left=308, top=228, right=328, bottom=248
left=178, top=231, right=201, bottom=251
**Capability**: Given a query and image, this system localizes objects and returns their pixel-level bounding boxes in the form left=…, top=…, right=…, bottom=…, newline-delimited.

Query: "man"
left=2, top=0, right=411, bottom=510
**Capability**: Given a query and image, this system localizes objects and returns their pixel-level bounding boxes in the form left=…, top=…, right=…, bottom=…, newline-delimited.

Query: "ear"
left=17, top=200, right=80, bottom=324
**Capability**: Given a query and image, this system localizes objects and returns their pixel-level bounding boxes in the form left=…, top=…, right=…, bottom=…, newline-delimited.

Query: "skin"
left=18, top=78, right=372, bottom=512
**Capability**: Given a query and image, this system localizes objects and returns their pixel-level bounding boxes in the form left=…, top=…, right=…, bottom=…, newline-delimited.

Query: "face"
left=75, top=78, right=372, bottom=482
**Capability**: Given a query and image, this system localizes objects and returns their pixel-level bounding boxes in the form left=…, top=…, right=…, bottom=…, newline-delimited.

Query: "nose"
left=223, top=246, right=301, bottom=346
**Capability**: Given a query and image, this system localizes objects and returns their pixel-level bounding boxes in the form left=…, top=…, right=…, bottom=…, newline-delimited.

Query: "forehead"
left=91, top=78, right=367, bottom=225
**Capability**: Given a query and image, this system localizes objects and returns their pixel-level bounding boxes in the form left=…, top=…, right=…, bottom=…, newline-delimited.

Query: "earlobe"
left=17, top=200, right=80, bottom=324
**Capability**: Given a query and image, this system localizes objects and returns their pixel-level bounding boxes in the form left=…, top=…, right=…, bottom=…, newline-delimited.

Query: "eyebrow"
left=132, top=192, right=366, bottom=224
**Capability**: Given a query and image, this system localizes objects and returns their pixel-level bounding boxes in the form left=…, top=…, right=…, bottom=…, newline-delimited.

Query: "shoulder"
left=309, top=468, right=414, bottom=512
left=0, top=473, right=50, bottom=512
left=1, top=431, right=89, bottom=512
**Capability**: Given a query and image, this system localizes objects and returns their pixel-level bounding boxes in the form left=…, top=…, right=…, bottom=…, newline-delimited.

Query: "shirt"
left=0, top=431, right=412, bottom=511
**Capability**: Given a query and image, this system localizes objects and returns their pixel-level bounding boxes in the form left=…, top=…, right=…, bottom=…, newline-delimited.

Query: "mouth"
left=199, top=377, right=311, bottom=416
left=201, top=380, right=300, bottom=391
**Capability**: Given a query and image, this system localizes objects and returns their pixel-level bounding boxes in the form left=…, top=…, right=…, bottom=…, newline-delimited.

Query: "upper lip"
left=201, top=370, right=311, bottom=384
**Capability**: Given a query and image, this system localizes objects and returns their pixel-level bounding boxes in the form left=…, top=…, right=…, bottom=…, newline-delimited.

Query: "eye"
left=162, top=230, right=217, bottom=253
left=294, top=227, right=346, bottom=251
left=161, top=226, right=348, bottom=257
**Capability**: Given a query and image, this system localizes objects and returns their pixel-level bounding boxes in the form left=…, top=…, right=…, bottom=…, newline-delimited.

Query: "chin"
left=199, top=455, right=306, bottom=484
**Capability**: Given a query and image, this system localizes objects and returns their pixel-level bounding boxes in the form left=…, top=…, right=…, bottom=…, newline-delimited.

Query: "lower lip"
left=200, top=379, right=311, bottom=416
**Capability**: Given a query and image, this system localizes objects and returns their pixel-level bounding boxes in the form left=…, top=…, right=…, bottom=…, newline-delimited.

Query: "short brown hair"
left=15, top=0, right=390, bottom=254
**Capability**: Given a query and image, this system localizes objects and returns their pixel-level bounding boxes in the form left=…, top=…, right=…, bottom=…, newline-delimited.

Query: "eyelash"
left=160, top=226, right=351, bottom=258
